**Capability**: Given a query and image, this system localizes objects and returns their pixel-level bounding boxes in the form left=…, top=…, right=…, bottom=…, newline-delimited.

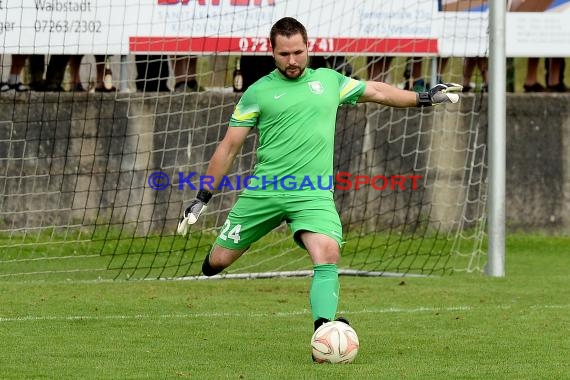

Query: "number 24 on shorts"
left=219, top=219, right=242, bottom=244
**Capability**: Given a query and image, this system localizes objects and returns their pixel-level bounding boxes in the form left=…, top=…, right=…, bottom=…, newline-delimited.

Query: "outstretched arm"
left=358, top=81, right=418, bottom=107
left=358, top=81, right=462, bottom=107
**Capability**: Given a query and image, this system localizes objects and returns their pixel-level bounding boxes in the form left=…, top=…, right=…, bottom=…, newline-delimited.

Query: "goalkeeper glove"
left=417, top=83, right=463, bottom=107
left=177, top=189, right=213, bottom=236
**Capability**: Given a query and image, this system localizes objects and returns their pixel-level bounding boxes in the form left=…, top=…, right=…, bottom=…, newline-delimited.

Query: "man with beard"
left=178, top=17, right=462, bottom=357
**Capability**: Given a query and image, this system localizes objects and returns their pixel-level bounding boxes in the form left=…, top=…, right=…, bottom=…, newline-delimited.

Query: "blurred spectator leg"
left=1, top=55, right=30, bottom=92
left=208, top=55, right=229, bottom=88
left=476, top=57, right=488, bottom=91
left=404, top=57, right=426, bottom=92
left=28, top=55, right=45, bottom=91
left=545, top=58, right=568, bottom=92
left=523, top=58, right=545, bottom=92
left=462, top=57, right=487, bottom=92
left=135, top=55, right=170, bottom=92
left=506, top=57, right=515, bottom=92
left=462, top=57, right=477, bottom=92
left=172, top=56, right=201, bottom=91
left=367, top=56, right=393, bottom=83
left=69, top=55, right=85, bottom=91
left=94, top=55, right=116, bottom=92
left=437, top=57, right=449, bottom=84
left=43, top=55, right=71, bottom=91
left=206, top=55, right=230, bottom=88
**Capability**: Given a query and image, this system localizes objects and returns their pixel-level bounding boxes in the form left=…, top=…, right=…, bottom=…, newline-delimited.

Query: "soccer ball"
left=311, top=321, right=359, bottom=364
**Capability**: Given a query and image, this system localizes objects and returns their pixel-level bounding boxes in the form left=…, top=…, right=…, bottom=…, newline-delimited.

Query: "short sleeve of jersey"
left=229, top=87, right=260, bottom=127
left=338, top=74, right=366, bottom=105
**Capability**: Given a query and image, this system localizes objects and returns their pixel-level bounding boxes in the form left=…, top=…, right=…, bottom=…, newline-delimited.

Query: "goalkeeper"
left=178, top=17, right=461, bottom=350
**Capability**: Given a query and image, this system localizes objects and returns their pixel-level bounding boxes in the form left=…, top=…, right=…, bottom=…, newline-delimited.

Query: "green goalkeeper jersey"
left=229, top=67, right=365, bottom=197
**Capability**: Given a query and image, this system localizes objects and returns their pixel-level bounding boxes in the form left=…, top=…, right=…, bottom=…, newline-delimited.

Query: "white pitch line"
left=0, top=307, right=463, bottom=323
left=1, top=304, right=568, bottom=324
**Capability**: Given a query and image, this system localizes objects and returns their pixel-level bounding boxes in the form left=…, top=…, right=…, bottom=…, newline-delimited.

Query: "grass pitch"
left=0, top=234, right=569, bottom=379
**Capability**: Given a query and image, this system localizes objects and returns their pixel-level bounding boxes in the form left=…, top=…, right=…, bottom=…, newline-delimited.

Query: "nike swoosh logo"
left=273, top=93, right=286, bottom=99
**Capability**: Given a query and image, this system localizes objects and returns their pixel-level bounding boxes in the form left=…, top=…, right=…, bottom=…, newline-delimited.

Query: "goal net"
left=0, top=0, right=492, bottom=281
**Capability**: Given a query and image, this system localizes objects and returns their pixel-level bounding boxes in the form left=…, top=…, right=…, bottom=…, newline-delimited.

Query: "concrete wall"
left=505, top=94, right=570, bottom=232
left=0, top=92, right=569, bottom=234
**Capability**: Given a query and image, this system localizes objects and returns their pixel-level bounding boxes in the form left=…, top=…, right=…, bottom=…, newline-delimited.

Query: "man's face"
left=272, top=33, right=308, bottom=79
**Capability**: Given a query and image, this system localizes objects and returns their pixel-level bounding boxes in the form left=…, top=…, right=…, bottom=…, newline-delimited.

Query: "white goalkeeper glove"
left=417, top=83, right=463, bottom=106
left=177, top=189, right=213, bottom=236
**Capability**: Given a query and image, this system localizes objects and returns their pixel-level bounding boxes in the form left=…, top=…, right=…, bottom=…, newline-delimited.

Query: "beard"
left=276, top=64, right=305, bottom=79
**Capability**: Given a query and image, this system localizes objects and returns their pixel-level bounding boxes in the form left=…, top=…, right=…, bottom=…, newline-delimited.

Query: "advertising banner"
left=0, top=0, right=569, bottom=56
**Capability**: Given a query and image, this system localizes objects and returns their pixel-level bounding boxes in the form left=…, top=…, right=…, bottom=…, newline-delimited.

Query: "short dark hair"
left=270, top=17, right=308, bottom=49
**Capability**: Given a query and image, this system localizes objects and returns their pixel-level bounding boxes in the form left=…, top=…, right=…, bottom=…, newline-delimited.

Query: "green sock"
left=310, top=264, right=339, bottom=322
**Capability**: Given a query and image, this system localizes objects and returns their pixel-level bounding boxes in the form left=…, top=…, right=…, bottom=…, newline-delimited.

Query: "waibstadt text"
left=147, top=171, right=422, bottom=191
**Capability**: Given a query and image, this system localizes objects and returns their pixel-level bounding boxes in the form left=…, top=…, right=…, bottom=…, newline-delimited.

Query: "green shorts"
left=214, top=194, right=343, bottom=250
